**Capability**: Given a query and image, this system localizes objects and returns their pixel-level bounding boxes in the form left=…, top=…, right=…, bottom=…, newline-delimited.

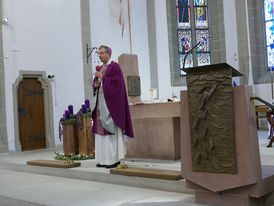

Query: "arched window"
left=176, top=0, right=211, bottom=75
left=264, top=0, right=274, bottom=69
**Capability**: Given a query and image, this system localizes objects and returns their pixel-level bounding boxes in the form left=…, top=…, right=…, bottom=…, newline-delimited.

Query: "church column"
left=146, top=0, right=159, bottom=99
left=154, top=0, right=172, bottom=100
left=223, top=0, right=240, bottom=85
left=165, top=0, right=186, bottom=87
left=80, top=0, right=92, bottom=100
left=223, top=0, right=239, bottom=69
left=234, top=0, right=249, bottom=85
left=242, top=0, right=265, bottom=85
left=0, top=0, right=9, bottom=153
left=208, top=0, right=226, bottom=64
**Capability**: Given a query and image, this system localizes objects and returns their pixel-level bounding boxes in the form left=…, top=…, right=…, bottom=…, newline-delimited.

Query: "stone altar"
left=118, top=53, right=181, bottom=160
left=126, top=102, right=181, bottom=160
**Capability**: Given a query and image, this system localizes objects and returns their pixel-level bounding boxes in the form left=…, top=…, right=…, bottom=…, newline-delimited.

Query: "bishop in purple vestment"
left=91, top=45, right=134, bottom=169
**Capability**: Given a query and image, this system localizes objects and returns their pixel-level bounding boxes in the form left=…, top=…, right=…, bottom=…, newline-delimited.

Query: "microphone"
left=202, top=35, right=211, bottom=42
left=95, top=66, right=101, bottom=81
left=182, top=35, right=211, bottom=72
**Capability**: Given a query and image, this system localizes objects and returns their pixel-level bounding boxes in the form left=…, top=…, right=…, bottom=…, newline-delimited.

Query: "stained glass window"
left=194, top=0, right=208, bottom=28
left=178, top=30, right=192, bottom=53
left=176, top=0, right=191, bottom=29
left=176, top=0, right=210, bottom=75
left=196, top=30, right=210, bottom=52
left=264, top=0, right=274, bottom=67
left=266, top=21, right=274, bottom=45
left=267, top=47, right=274, bottom=66
left=198, top=53, right=210, bottom=66
left=265, top=0, right=274, bottom=21
left=194, top=0, right=206, bottom=6
left=194, top=7, right=207, bottom=28
left=180, top=54, right=193, bottom=69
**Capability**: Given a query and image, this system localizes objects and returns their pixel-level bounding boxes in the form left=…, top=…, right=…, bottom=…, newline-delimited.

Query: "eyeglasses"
left=98, top=52, right=107, bottom=55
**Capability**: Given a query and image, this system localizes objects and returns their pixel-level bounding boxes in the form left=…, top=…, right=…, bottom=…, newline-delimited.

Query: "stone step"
left=0, top=143, right=8, bottom=153
left=0, top=169, right=198, bottom=206
left=0, top=161, right=193, bottom=194
left=0, top=194, right=44, bottom=206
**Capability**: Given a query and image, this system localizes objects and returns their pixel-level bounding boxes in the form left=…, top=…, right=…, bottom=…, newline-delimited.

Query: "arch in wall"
left=12, top=71, right=55, bottom=152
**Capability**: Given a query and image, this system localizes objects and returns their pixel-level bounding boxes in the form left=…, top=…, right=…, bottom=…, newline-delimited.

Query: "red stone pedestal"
left=181, top=86, right=274, bottom=206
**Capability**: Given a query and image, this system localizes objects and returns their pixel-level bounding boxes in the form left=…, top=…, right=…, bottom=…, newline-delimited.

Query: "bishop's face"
left=98, top=48, right=110, bottom=64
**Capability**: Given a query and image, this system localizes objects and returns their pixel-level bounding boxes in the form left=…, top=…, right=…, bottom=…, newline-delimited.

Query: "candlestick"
left=85, top=99, right=90, bottom=109
left=65, top=110, right=70, bottom=120
left=82, top=104, right=87, bottom=114
left=68, top=105, right=73, bottom=114
left=149, top=88, right=154, bottom=102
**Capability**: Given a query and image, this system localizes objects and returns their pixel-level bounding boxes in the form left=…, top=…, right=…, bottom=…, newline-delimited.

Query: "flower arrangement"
left=59, top=100, right=93, bottom=140
left=59, top=111, right=77, bottom=142
left=76, top=109, right=83, bottom=130
left=57, top=101, right=95, bottom=161
left=54, top=151, right=94, bottom=160
left=268, top=67, right=274, bottom=71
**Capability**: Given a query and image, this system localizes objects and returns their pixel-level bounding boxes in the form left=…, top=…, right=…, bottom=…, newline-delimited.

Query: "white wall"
left=89, top=0, right=151, bottom=100
left=154, top=0, right=172, bottom=100
left=2, top=0, right=84, bottom=150
left=223, top=0, right=241, bottom=86
left=254, top=84, right=273, bottom=104
left=130, top=0, right=151, bottom=101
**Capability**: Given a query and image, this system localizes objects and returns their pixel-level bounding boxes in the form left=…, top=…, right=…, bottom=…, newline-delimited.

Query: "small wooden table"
left=255, top=105, right=269, bottom=129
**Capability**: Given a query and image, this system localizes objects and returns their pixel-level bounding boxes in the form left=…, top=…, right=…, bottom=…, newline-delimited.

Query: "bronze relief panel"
left=187, top=68, right=237, bottom=174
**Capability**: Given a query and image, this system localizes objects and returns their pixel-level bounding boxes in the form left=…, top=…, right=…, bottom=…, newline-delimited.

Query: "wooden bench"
left=255, top=105, right=269, bottom=129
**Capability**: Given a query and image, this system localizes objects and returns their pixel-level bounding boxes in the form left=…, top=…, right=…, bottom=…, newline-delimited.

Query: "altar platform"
left=0, top=130, right=273, bottom=206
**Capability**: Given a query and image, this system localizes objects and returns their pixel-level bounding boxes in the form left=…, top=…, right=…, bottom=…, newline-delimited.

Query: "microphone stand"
left=181, top=38, right=207, bottom=73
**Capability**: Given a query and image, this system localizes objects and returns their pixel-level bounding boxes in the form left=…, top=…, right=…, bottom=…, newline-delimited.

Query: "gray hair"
left=98, top=45, right=112, bottom=56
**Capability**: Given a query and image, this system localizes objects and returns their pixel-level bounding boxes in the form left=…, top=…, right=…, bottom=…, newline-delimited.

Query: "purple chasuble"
left=92, top=61, right=134, bottom=138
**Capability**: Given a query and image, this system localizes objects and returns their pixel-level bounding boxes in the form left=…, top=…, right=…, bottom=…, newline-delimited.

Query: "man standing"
left=266, top=110, right=274, bottom=148
left=90, top=45, right=134, bottom=168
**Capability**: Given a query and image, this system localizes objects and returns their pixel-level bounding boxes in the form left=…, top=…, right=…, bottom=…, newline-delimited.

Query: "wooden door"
left=18, top=78, right=46, bottom=151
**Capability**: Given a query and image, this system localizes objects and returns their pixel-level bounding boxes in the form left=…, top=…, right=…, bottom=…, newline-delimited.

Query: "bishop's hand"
left=94, top=71, right=103, bottom=81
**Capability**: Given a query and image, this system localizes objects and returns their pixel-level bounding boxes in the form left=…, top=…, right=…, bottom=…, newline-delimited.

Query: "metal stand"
left=271, top=70, right=273, bottom=99
left=181, top=37, right=208, bottom=73
left=86, top=44, right=97, bottom=64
